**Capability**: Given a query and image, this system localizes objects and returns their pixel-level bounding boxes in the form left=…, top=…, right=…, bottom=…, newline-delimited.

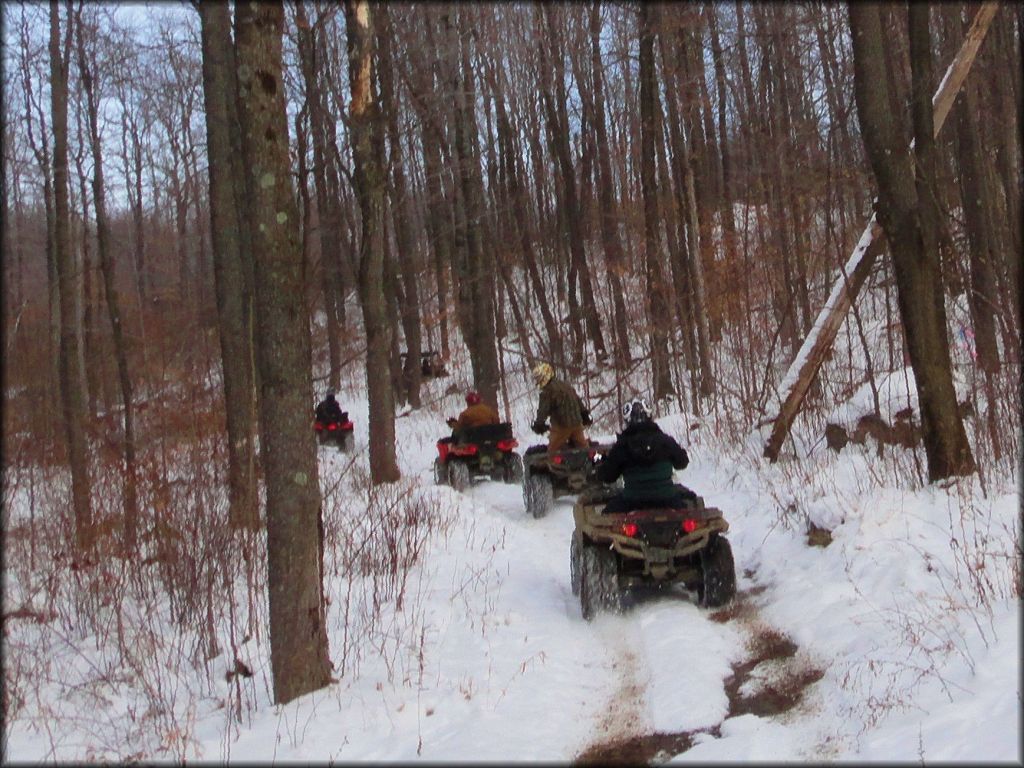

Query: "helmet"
left=466, top=390, right=481, bottom=406
left=326, top=388, right=336, bottom=399
left=531, top=362, right=554, bottom=388
left=622, top=397, right=651, bottom=425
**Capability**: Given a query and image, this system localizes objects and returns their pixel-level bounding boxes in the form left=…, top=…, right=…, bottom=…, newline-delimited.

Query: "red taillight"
left=340, top=421, right=354, bottom=431
left=451, top=444, right=478, bottom=456
left=315, top=422, right=324, bottom=431
left=497, top=438, right=518, bottom=451
left=552, top=455, right=564, bottom=465
left=327, top=423, right=338, bottom=431
left=621, top=522, right=639, bottom=538
left=682, top=519, right=698, bottom=533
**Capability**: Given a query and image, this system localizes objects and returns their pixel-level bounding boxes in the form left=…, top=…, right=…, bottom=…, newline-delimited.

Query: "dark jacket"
left=596, top=420, right=688, bottom=501
left=315, top=396, right=345, bottom=424
left=534, top=377, right=590, bottom=430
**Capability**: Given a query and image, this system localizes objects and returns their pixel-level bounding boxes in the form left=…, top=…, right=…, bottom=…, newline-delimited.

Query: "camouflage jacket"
left=535, top=377, right=586, bottom=429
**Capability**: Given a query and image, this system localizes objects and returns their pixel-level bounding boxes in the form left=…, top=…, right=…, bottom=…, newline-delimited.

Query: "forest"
left=2, top=1, right=1021, bottom=762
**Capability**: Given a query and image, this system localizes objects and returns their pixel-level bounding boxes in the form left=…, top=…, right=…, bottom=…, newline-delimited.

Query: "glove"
left=581, top=409, right=593, bottom=427
left=532, top=420, right=548, bottom=435
left=446, top=417, right=458, bottom=428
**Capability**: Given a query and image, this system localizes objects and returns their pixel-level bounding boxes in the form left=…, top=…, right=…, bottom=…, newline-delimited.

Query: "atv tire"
left=523, top=468, right=553, bottom=519
left=433, top=458, right=447, bottom=486
left=570, top=532, right=583, bottom=596
left=503, top=453, right=524, bottom=485
left=698, top=535, right=736, bottom=608
left=448, top=460, right=470, bottom=493
left=341, top=433, right=355, bottom=453
left=580, top=543, right=622, bottom=621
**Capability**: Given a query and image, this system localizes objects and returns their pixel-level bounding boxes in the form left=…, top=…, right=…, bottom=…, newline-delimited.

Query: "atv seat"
left=454, top=422, right=513, bottom=445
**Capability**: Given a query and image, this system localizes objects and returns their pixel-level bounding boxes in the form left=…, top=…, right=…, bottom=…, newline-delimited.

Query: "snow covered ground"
left=3, top=342, right=1020, bottom=763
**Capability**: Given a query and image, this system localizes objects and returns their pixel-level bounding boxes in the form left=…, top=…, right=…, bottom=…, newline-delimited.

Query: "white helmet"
left=622, top=397, right=651, bottom=425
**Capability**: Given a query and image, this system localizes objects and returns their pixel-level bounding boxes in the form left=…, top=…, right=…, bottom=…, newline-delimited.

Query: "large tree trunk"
left=76, top=7, right=140, bottom=550
left=198, top=0, right=259, bottom=532
left=234, top=0, right=332, bottom=704
left=849, top=2, right=975, bottom=482
left=50, top=1, right=93, bottom=553
left=639, top=3, right=674, bottom=401
left=377, top=5, right=423, bottom=408
left=345, top=0, right=400, bottom=482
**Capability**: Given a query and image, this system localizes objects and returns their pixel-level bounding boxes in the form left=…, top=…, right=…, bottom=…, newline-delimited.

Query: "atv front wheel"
left=570, top=532, right=583, bottom=596
left=580, top=543, right=622, bottom=620
left=523, top=468, right=553, bottom=519
left=698, top=535, right=736, bottom=608
left=503, top=453, right=524, bottom=484
left=448, top=460, right=470, bottom=492
left=433, top=458, right=447, bottom=486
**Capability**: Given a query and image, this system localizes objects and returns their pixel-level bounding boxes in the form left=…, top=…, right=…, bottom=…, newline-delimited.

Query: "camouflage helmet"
left=531, top=362, right=554, bottom=388
left=622, top=396, right=652, bottom=425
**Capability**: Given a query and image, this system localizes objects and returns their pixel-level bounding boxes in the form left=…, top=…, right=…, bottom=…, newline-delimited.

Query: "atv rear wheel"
left=698, top=535, right=736, bottom=608
left=341, top=433, right=355, bottom=453
left=503, top=453, right=524, bottom=484
left=448, top=460, right=470, bottom=492
left=523, top=468, right=553, bottom=519
left=433, top=458, right=446, bottom=486
left=580, top=543, right=622, bottom=620
left=570, top=532, right=583, bottom=596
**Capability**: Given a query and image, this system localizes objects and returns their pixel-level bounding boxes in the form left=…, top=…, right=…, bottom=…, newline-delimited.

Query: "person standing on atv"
left=447, top=391, right=500, bottom=433
left=530, top=362, right=593, bottom=453
left=315, top=388, right=345, bottom=424
left=595, top=397, right=693, bottom=514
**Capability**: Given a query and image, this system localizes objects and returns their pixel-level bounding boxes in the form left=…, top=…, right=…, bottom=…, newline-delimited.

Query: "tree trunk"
left=345, top=0, right=400, bottom=482
left=76, top=7, right=140, bottom=550
left=639, top=3, right=674, bottom=401
left=199, top=0, right=259, bottom=532
left=849, top=2, right=975, bottom=481
left=50, top=0, right=93, bottom=553
left=377, top=5, right=423, bottom=408
left=234, top=0, right=332, bottom=704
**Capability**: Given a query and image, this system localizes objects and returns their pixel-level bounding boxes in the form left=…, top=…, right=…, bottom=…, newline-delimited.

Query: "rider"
left=595, top=397, right=694, bottom=514
left=530, top=362, right=592, bottom=453
left=315, top=388, right=346, bottom=424
left=447, top=390, right=500, bottom=433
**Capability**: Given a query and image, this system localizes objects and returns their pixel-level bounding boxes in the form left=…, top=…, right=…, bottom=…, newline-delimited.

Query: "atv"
left=433, top=422, right=523, bottom=492
left=401, top=349, right=448, bottom=378
left=570, top=486, right=736, bottom=620
left=315, top=414, right=355, bottom=452
left=521, top=442, right=617, bottom=519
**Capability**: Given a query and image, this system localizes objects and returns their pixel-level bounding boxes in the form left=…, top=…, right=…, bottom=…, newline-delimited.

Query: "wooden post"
left=763, top=1, right=999, bottom=462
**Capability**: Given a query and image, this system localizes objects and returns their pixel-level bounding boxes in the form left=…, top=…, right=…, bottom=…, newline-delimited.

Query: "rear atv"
left=521, top=442, right=617, bottom=519
left=571, top=487, right=736, bottom=619
left=434, top=422, right=522, bottom=492
left=315, top=417, right=355, bottom=452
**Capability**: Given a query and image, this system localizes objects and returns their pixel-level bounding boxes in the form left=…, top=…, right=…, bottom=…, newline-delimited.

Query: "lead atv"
left=433, top=422, right=524, bottom=492
left=521, top=442, right=617, bottom=519
left=315, top=413, right=355, bottom=452
left=570, top=486, right=736, bottom=620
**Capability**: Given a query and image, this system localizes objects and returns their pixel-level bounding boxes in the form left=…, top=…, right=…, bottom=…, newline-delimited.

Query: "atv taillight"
left=450, top=444, right=478, bottom=457
left=621, top=522, right=639, bottom=538
left=681, top=519, right=698, bottom=533
left=552, top=455, right=564, bottom=465
left=314, top=422, right=324, bottom=431
left=497, top=438, right=518, bottom=451
left=327, top=423, right=338, bottom=431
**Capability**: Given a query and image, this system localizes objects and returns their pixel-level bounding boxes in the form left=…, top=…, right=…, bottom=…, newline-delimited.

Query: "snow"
left=3, top=341, right=1020, bottom=764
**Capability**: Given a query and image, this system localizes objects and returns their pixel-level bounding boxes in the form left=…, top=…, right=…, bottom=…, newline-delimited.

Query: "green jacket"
left=534, top=377, right=586, bottom=429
